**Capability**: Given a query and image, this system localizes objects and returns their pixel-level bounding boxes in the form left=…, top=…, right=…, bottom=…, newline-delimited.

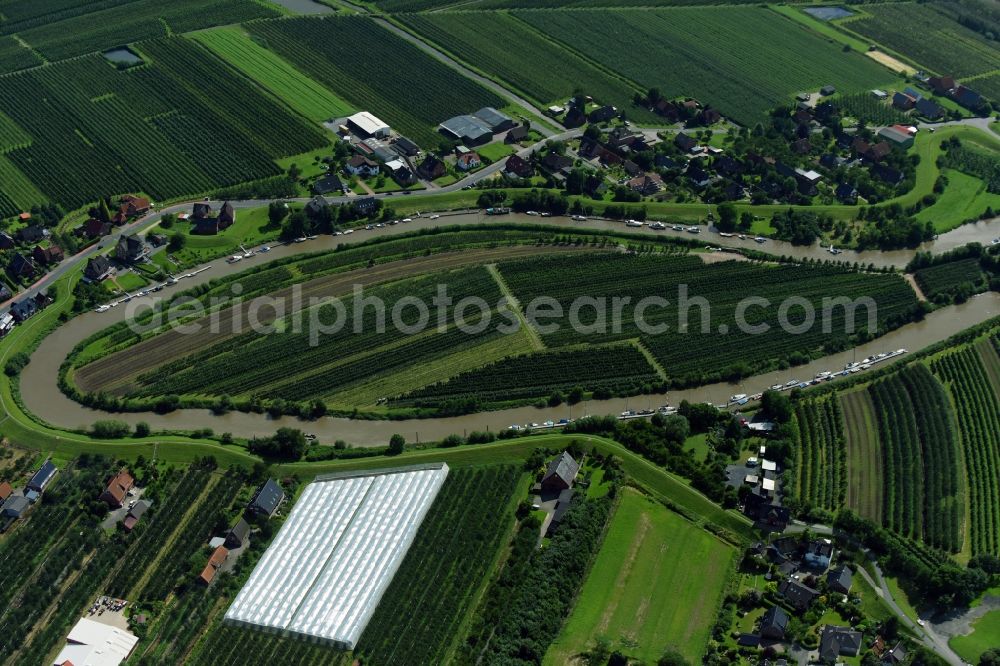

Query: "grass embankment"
left=545, top=488, right=735, bottom=664
left=951, top=610, right=1000, bottom=664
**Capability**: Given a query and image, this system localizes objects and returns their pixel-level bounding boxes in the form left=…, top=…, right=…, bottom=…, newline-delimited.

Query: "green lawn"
left=107, top=271, right=148, bottom=293
left=685, top=432, right=711, bottom=462
left=169, top=206, right=282, bottom=266
left=950, top=609, right=1000, bottom=664
left=478, top=142, right=516, bottom=162
left=545, top=489, right=735, bottom=664
left=915, top=169, right=1000, bottom=232
left=191, top=27, right=353, bottom=123
left=886, top=577, right=920, bottom=623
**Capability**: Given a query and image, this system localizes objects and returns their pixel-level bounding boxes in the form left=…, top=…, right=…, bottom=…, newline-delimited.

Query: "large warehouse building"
left=223, top=464, right=449, bottom=649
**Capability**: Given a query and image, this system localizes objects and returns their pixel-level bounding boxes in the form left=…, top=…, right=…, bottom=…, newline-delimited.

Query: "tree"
left=248, top=427, right=307, bottom=461
left=268, top=201, right=288, bottom=226
left=979, top=649, right=1000, bottom=666
left=716, top=203, right=738, bottom=232
left=159, top=213, right=176, bottom=229
left=98, top=198, right=112, bottom=224
left=388, top=433, right=405, bottom=455
left=167, top=231, right=186, bottom=252
left=658, top=647, right=691, bottom=666
left=134, top=422, right=150, bottom=438
left=760, top=390, right=793, bottom=423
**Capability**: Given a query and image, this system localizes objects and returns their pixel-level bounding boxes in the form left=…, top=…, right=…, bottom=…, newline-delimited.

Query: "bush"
left=91, top=420, right=131, bottom=438
left=4, top=352, right=30, bottom=377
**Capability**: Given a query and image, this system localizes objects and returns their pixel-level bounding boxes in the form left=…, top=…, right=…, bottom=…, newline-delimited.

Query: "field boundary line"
left=486, top=263, right=544, bottom=351
left=630, top=338, right=667, bottom=381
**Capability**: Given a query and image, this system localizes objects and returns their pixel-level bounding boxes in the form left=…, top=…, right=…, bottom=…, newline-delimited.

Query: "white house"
left=345, top=155, right=379, bottom=177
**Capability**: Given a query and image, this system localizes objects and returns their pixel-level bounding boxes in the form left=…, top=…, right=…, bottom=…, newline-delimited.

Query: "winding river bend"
left=18, top=216, right=1000, bottom=445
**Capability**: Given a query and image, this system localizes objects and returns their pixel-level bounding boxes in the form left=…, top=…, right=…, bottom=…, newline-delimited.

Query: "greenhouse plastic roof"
left=224, top=464, right=448, bottom=649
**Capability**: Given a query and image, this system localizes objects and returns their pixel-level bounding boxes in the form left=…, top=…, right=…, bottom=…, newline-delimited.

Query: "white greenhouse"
left=224, top=463, right=449, bottom=649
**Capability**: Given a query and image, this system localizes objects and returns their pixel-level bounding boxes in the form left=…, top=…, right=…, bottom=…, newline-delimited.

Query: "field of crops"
left=840, top=389, right=883, bottom=523
left=0, top=37, right=325, bottom=211
left=192, top=28, right=354, bottom=124
left=793, top=396, right=846, bottom=512
left=974, top=74, right=1000, bottom=106
left=397, top=343, right=661, bottom=407
left=835, top=92, right=909, bottom=126
left=545, top=489, right=734, bottom=664
left=0, top=35, right=39, bottom=73
left=399, top=12, right=654, bottom=120
left=497, top=253, right=918, bottom=387
left=842, top=3, right=1000, bottom=78
left=8, top=0, right=277, bottom=64
left=867, top=364, right=962, bottom=552
left=515, top=7, right=892, bottom=125
left=941, top=144, right=1000, bottom=194
left=356, top=465, right=522, bottom=664
left=914, top=258, right=985, bottom=299
left=246, top=16, right=504, bottom=145
left=189, top=626, right=351, bottom=666
left=931, top=346, right=1000, bottom=556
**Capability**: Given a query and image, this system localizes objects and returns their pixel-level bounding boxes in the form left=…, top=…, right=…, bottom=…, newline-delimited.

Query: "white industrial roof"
left=53, top=618, right=138, bottom=666
left=224, top=464, right=449, bottom=649
left=347, top=111, right=389, bottom=135
left=762, top=459, right=777, bottom=472
left=762, top=478, right=776, bottom=491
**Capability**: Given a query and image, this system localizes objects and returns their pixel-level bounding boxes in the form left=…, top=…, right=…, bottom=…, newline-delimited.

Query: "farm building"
left=541, top=451, right=580, bottom=491
left=225, top=465, right=449, bottom=649
left=474, top=106, right=514, bottom=132
left=915, top=98, right=943, bottom=119
left=100, top=469, right=134, bottom=508
left=505, top=125, right=529, bottom=143
left=393, top=136, right=420, bottom=156
left=347, top=111, right=390, bottom=138
left=53, top=617, right=139, bottom=666
left=877, top=126, right=914, bottom=148
left=27, top=460, right=57, bottom=494
left=199, top=545, right=229, bottom=586
left=248, top=478, right=285, bottom=518
left=122, top=500, right=150, bottom=531
left=1, top=495, right=28, bottom=519
left=439, top=115, right=493, bottom=146
left=225, top=518, right=251, bottom=549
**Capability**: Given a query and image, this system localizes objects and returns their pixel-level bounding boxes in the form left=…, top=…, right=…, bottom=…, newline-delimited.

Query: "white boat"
left=429, top=214, right=440, bottom=219
left=95, top=304, right=110, bottom=313
left=770, top=384, right=783, bottom=391
left=294, top=237, right=307, bottom=243
left=686, top=226, right=700, bottom=234
left=259, top=246, right=270, bottom=252
left=719, top=232, right=734, bottom=237
left=754, top=236, right=767, bottom=243
left=572, top=215, right=587, bottom=221
left=626, top=219, right=644, bottom=227
left=785, top=379, right=799, bottom=387
left=729, top=393, right=747, bottom=402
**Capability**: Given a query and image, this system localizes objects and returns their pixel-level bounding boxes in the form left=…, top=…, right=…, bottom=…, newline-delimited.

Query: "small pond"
left=103, top=48, right=142, bottom=65
left=803, top=7, right=854, bottom=21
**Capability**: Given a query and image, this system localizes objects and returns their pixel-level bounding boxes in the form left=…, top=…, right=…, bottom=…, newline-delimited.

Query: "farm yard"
left=545, top=489, right=734, bottom=664
left=245, top=16, right=504, bottom=146
left=514, top=6, right=892, bottom=125
left=838, top=2, right=1000, bottom=78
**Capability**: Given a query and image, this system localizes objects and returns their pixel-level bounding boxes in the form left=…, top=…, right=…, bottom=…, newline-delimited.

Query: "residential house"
left=696, top=107, right=722, bottom=125
left=541, top=451, right=580, bottom=491
left=793, top=109, right=813, bottom=126
left=885, top=642, right=907, bottom=664
left=804, top=539, right=834, bottom=569
left=456, top=151, right=481, bottom=171
left=623, top=160, right=642, bottom=177
left=820, top=85, right=836, bottom=96
left=0, top=284, right=10, bottom=304
left=192, top=202, right=212, bottom=219
left=627, top=173, right=664, bottom=195
left=872, top=163, right=904, bottom=185
left=892, top=91, right=916, bottom=110
left=504, top=154, right=534, bottom=179
left=7, top=253, right=35, bottom=280
left=84, top=255, right=113, bottom=282
left=198, top=545, right=228, bottom=586
left=928, top=76, right=955, bottom=95
left=119, top=194, right=150, bottom=218
left=79, top=218, right=112, bottom=240
left=675, top=133, right=700, bottom=153
left=1, top=495, right=28, bottom=519
left=778, top=578, right=818, bottom=611
left=393, top=136, right=420, bottom=157
left=304, top=196, right=328, bottom=219
left=384, top=158, right=416, bottom=185
left=819, top=625, right=863, bottom=661
left=0, top=233, right=13, bottom=250
left=792, top=138, right=811, bottom=154
left=15, top=225, right=45, bottom=244
left=192, top=202, right=235, bottom=235
left=32, top=244, right=62, bottom=266
left=27, top=460, right=57, bottom=494
left=541, top=152, right=574, bottom=174
left=504, top=125, right=529, bottom=144
left=345, top=154, right=380, bottom=177
left=722, top=180, right=745, bottom=201
left=313, top=173, right=345, bottom=195
left=588, top=105, right=617, bottom=123
left=654, top=99, right=682, bottom=122
left=563, top=106, right=586, bottom=128
left=225, top=518, right=251, bottom=549
left=9, top=297, right=37, bottom=322
left=351, top=197, right=379, bottom=218
left=248, top=479, right=284, bottom=518
left=713, top=155, right=744, bottom=178
left=835, top=182, right=858, bottom=204
left=655, top=154, right=682, bottom=170
left=827, top=566, right=853, bottom=594
left=418, top=155, right=447, bottom=180
left=99, top=469, right=134, bottom=508
left=760, top=606, right=789, bottom=641
left=953, top=85, right=984, bottom=110
left=687, top=165, right=711, bottom=188
left=116, top=234, right=149, bottom=263
left=123, top=500, right=150, bottom=531
left=915, top=98, right=943, bottom=120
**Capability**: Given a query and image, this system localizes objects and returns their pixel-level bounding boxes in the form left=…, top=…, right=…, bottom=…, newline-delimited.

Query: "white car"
left=526, top=210, right=539, bottom=216
left=746, top=457, right=759, bottom=467
left=429, top=214, right=440, bottom=220
left=342, top=229, right=354, bottom=234
left=402, top=218, right=412, bottom=223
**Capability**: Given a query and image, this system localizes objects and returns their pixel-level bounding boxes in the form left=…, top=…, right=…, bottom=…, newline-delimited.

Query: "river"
left=18, top=214, right=1000, bottom=445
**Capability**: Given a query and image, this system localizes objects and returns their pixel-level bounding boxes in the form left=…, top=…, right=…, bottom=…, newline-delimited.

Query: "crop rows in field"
left=974, top=74, right=1000, bottom=105
left=139, top=587, right=225, bottom=665
left=140, top=474, right=243, bottom=600
left=106, top=467, right=211, bottom=598
left=932, top=348, right=1000, bottom=555
left=498, top=253, right=918, bottom=387
left=190, top=626, right=350, bottom=666
left=914, top=258, right=985, bottom=298
left=840, top=389, right=883, bottom=523
left=357, top=465, right=522, bottom=664
left=794, top=396, right=846, bottom=511
left=0, top=38, right=322, bottom=211
left=246, top=16, right=503, bottom=146
left=397, top=344, right=661, bottom=406
left=941, top=144, right=1000, bottom=194
left=399, top=12, right=653, bottom=120
left=128, top=267, right=505, bottom=401
left=12, top=0, right=277, bottom=63
left=843, top=3, right=1000, bottom=78
left=868, top=364, right=962, bottom=552
left=0, top=35, right=39, bottom=73
left=192, top=28, right=354, bottom=123
left=515, top=7, right=891, bottom=125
